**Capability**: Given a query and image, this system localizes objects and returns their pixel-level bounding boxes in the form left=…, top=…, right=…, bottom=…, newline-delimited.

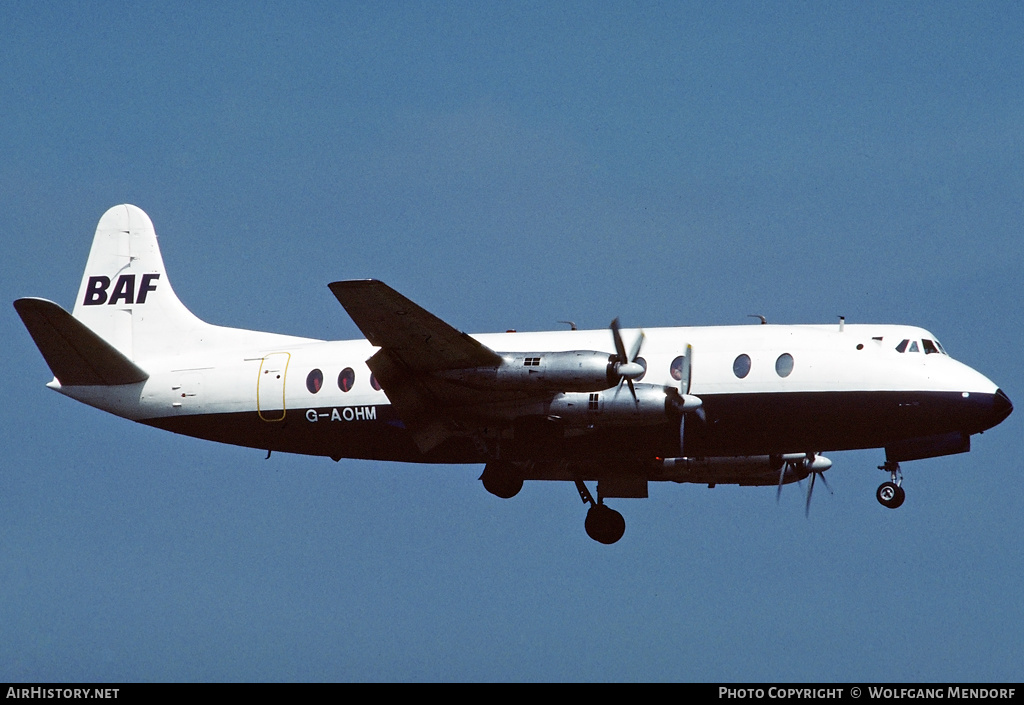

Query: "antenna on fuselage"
left=558, top=320, right=578, bottom=331
left=748, top=314, right=767, bottom=325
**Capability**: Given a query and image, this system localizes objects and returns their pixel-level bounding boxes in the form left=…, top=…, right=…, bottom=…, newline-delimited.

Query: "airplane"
left=15, top=204, right=1013, bottom=544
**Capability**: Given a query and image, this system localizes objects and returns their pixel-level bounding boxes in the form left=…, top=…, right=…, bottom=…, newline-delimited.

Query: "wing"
left=328, top=280, right=502, bottom=371
left=329, top=280, right=512, bottom=453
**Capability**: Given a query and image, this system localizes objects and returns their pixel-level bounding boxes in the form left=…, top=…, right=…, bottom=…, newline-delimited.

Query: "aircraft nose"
left=993, top=388, right=1013, bottom=426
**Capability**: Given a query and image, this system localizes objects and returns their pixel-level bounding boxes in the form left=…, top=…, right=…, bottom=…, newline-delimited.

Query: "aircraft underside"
left=144, top=388, right=1002, bottom=468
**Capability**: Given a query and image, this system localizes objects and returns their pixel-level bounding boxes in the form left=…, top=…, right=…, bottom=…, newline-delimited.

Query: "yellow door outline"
left=257, top=352, right=290, bottom=422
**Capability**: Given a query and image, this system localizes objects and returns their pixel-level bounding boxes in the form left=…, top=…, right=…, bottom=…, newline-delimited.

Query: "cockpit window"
left=897, top=337, right=947, bottom=355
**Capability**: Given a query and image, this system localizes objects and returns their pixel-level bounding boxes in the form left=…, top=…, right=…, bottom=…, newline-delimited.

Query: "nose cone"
left=992, top=388, right=1013, bottom=427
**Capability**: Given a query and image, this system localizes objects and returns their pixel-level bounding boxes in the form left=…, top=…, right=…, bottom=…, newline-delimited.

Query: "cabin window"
left=670, top=356, right=685, bottom=381
left=733, top=354, right=751, bottom=379
left=338, top=367, right=355, bottom=392
left=306, top=369, right=323, bottom=394
left=775, top=353, right=794, bottom=378
left=370, top=373, right=382, bottom=391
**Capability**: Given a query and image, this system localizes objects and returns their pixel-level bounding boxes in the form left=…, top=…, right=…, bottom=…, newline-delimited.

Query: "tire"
left=480, top=467, right=523, bottom=499
left=891, top=484, right=906, bottom=509
left=585, top=505, right=626, bottom=544
left=876, top=481, right=905, bottom=509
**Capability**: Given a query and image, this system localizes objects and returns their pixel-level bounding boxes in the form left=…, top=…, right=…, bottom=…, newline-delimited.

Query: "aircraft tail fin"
left=14, top=297, right=149, bottom=386
left=68, top=204, right=213, bottom=363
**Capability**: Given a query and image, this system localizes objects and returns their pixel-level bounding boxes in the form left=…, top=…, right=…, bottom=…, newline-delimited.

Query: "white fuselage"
left=53, top=320, right=1005, bottom=467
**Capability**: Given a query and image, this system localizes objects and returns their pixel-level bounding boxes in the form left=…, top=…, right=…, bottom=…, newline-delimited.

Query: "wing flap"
left=366, top=348, right=451, bottom=453
left=14, top=297, right=149, bottom=386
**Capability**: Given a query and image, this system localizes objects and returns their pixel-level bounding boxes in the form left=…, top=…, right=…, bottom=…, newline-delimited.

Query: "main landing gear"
left=479, top=462, right=524, bottom=499
left=876, top=461, right=906, bottom=509
left=482, top=463, right=625, bottom=544
left=575, top=480, right=625, bottom=544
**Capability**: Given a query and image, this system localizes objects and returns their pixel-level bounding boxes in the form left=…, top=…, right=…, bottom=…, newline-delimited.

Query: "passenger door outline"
left=257, top=352, right=290, bottom=422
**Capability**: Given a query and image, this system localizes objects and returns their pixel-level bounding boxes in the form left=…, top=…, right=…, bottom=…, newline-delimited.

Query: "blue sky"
left=2, top=2, right=1022, bottom=682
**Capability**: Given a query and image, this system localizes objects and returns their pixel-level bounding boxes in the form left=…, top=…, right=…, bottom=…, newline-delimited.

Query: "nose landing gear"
left=876, top=461, right=906, bottom=509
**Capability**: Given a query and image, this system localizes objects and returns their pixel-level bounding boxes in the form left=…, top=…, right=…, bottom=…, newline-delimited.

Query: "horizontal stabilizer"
left=329, top=279, right=502, bottom=372
left=14, top=298, right=148, bottom=386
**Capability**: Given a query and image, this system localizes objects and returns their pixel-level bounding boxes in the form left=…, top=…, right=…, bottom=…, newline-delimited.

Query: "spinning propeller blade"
left=610, top=318, right=645, bottom=404
left=680, top=344, right=693, bottom=395
left=777, top=459, right=787, bottom=503
left=804, top=461, right=834, bottom=517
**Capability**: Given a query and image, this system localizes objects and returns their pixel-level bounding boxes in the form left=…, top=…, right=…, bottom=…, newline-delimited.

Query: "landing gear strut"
left=876, top=461, right=906, bottom=509
left=575, top=480, right=625, bottom=544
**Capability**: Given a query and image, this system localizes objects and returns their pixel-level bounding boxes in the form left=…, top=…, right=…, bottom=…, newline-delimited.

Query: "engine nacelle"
left=653, top=454, right=832, bottom=486
left=439, top=351, right=618, bottom=392
left=545, top=384, right=678, bottom=425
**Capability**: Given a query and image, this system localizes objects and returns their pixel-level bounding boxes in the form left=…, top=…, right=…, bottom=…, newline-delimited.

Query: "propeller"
left=804, top=466, right=833, bottom=517
left=676, top=344, right=704, bottom=456
left=610, top=318, right=645, bottom=404
left=776, top=458, right=788, bottom=503
left=679, top=344, right=692, bottom=394
left=774, top=454, right=834, bottom=515
left=677, top=344, right=704, bottom=415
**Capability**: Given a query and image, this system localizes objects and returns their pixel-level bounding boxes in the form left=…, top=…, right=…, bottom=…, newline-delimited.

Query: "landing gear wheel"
left=481, top=472, right=523, bottom=499
left=876, top=481, right=906, bottom=509
left=480, top=462, right=524, bottom=499
left=585, top=504, right=626, bottom=544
